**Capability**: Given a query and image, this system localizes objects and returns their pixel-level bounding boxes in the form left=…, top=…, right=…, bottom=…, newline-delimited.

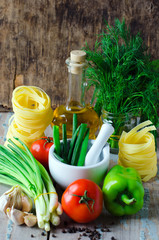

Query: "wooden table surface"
left=0, top=112, right=159, bottom=240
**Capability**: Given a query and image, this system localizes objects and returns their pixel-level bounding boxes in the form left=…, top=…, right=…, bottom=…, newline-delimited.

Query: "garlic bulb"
left=1, top=185, right=36, bottom=228
left=0, top=185, right=32, bottom=214
left=0, top=186, right=22, bottom=213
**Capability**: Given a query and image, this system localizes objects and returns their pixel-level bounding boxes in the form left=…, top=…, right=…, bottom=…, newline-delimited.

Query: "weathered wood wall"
left=0, top=0, right=159, bottom=110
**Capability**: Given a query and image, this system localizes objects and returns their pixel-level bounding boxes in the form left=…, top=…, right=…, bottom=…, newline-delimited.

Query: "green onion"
left=72, top=113, right=78, bottom=136
left=77, top=128, right=89, bottom=166
left=52, top=114, right=90, bottom=166
left=62, top=123, right=67, bottom=162
left=53, top=152, right=65, bottom=163
left=71, top=123, right=88, bottom=166
left=53, top=125, right=61, bottom=156
left=68, top=125, right=81, bottom=163
left=0, top=137, right=61, bottom=231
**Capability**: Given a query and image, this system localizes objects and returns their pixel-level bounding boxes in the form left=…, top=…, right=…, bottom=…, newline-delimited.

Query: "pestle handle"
left=84, top=123, right=114, bottom=166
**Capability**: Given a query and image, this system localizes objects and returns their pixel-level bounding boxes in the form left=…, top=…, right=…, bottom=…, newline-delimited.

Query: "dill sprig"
left=84, top=19, right=159, bottom=130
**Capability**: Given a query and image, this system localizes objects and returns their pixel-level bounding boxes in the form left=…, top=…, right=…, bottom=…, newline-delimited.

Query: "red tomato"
left=61, top=179, right=103, bottom=223
left=30, top=137, right=53, bottom=169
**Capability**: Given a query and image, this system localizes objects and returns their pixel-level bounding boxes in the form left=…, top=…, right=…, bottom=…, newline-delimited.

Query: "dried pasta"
left=118, top=120, right=157, bottom=182
left=5, top=86, right=53, bottom=148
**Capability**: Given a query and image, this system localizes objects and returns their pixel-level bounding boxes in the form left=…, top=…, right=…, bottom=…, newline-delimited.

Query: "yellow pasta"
left=118, top=120, right=158, bottom=182
left=5, top=86, right=53, bottom=148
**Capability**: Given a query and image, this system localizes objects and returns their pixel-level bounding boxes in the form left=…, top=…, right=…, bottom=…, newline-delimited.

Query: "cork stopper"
left=70, top=50, right=86, bottom=63
left=67, top=50, right=86, bottom=74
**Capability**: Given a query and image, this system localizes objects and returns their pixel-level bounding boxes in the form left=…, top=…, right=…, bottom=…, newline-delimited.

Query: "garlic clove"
left=0, top=194, right=10, bottom=214
left=24, top=214, right=37, bottom=227
left=12, top=186, right=23, bottom=210
left=21, top=193, right=33, bottom=212
left=6, top=207, right=25, bottom=225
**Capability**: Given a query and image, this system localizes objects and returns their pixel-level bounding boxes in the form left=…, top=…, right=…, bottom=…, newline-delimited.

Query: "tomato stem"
left=71, top=190, right=95, bottom=213
left=40, top=137, right=53, bottom=149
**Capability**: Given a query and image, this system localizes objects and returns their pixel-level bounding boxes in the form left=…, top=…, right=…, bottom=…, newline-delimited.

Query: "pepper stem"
left=121, top=194, right=136, bottom=205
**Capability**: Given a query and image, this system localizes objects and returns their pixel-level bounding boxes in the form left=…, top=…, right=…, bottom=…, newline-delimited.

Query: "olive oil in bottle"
left=52, top=50, right=100, bottom=139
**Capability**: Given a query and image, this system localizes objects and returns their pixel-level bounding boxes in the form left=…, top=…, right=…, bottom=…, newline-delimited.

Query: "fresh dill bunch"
left=84, top=18, right=159, bottom=129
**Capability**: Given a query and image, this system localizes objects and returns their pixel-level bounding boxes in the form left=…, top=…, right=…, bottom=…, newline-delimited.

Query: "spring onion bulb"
left=118, top=120, right=157, bottom=182
left=0, top=138, right=62, bottom=231
left=5, top=86, right=53, bottom=148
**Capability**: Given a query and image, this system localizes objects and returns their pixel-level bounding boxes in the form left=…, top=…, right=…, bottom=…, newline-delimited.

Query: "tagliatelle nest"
left=118, top=120, right=157, bottom=182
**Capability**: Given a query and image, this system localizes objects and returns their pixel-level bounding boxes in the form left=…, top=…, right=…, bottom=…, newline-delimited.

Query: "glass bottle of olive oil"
left=52, top=50, right=100, bottom=139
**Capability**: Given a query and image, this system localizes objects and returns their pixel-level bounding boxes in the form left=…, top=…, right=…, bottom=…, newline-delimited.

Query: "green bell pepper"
left=102, top=165, right=144, bottom=216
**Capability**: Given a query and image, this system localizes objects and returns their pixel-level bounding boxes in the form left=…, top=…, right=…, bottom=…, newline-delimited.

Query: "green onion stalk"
left=0, top=137, right=62, bottom=231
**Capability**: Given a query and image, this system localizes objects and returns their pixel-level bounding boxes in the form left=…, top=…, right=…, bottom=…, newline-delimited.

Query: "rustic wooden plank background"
left=0, top=0, right=159, bottom=110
